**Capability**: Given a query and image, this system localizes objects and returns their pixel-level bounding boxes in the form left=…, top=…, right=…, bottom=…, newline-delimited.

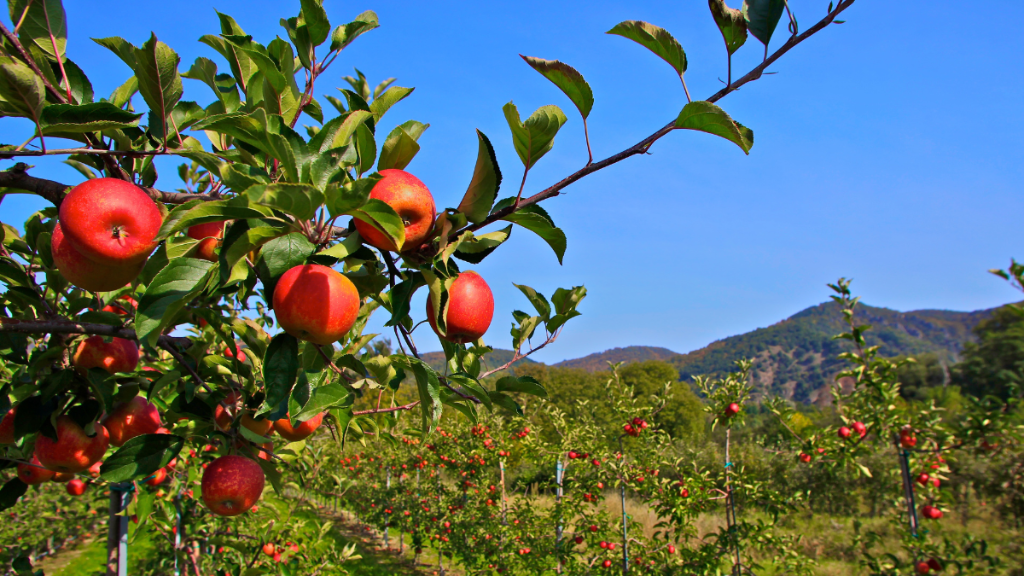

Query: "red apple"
left=72, top=336, right=139, bottom=374
left=273, top=264, right=360, bottom=345
left=57, top=177, right=162, bottom=266
left=241, top=415, right=273, bottom=437
left=201, top=455, right=265, bottom=517
left=214, top=391, right=241, bottom=432
left=263, top=543, right=276, bottom=556
left=0, top=408, right=15, bottom=444
left=916, top=473, right=930, bottom=486
left=353, top=169, right=435, bottom=252
left=602, top=560, right=612, bottom=568
left=724, top=403, right=741, bottom=418
left=18, top=456, right=55, bottom=485
left=274, top=413, right=325, bottom=442
left=224, top=345, right=247, bottom=363
left=799, top=453, right=812, bottom=464
left=144, top=467, right=167, bottom=487
left=852, top=421, right=867, bottom=437
left=838, top=426, right=851, bottom=439
left=34, top=416, right=110, bottom=473
left=100, top=295, right=138, bottom=315
left=916, top=561, right=930, bottom=574
left=66, top=479, right=87, bottom=496
left=426, top=271, right=494, bottom=344
left=927, top=558, right=942, bottom=571
left=186, top=221, right=227, bottom=262
left=51, top=471, right=75, bottom=482
left=51, top=223, right=144, bottom=292
left=103, top=396, right=162, bottom=447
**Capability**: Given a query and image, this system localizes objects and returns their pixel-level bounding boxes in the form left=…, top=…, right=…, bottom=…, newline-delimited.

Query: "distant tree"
left=620, top=361, right=705, bottom=439
left=952, top=306, right=1024, bottom=399
left=894, top=352, right=947, bottom=401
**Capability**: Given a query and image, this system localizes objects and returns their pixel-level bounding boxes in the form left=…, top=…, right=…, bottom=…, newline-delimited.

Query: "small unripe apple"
left=274, top=412, right=325, bottom=442
left=51, top=223, right=145, bottom=292
left=201, top=455, right=265, bottom=517
left=353, top=169, right=436, bottom=252
left=18, top=456, right=55, bottom=485
left=273, top=264, right=360, bottom=345
left=58, top=177, right=163, bottom=266
left=426, top=271, right=494, bottom=344
left=103, top=396, right=162, bottom=447
left=73, top=336, right=139, bottom=375
left=66, top=479, right=87, bottom=496
left=186, top=221, right=227, bottom=261
left=34, top=416, right=110, bottom=473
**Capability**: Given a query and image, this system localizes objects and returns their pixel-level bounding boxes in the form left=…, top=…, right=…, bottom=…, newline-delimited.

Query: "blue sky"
left=3, top=1, right=1022, bottom=363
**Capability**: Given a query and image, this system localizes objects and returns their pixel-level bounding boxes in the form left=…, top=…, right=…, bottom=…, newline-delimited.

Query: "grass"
left=39, top=527, right=156, bottom=576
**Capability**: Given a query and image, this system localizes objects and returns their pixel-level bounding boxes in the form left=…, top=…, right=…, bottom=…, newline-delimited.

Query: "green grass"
left=40, top=527, right=156, bottom=576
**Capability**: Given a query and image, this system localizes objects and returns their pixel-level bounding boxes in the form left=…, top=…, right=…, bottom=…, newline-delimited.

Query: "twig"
left=479, top=328, right=561, bottom=379
left=352, top=401, right=420, bottom=416
left=158, top=338, right=212, bottom=394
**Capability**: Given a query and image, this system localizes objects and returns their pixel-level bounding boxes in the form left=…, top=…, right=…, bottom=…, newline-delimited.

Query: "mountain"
left=554, top=301, right=996, bottom=404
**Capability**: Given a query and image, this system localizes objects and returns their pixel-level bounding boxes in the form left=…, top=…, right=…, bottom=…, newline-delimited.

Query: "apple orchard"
left=0, top=1, right=1021, bottom=576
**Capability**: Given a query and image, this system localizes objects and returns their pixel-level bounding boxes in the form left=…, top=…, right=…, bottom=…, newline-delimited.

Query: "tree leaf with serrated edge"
left=607, top=21, right=688, bottom=80
left=421, top=268, right=455, bottom=337
left=382, top=276, right=424, bottom=328
left=294, top=383, right=352, bottom=421
left=260, top=333, right=299, bottom=418
left=218, top=220, right=288, bottom=283
left=710, top=0, right=748, bottom=55
left=157, top=197, right=274, bottom=241
left=675, top=100, right=753, bottom=154
left=0, top=478, right=27, bottom=512
left=327, top=173, right=381, bottom=217
left=316, top=231, right=363, bottom=260
left=92, top=36, right=138, bottom=69
left=258, top=232, right=315, bottom=298
left=513, top=284, right=551, bottom=320
left=495, top=375, right=547, bottom=398
left=299, top=0, right=331, bottom=46
left=9, top=0, right=66, bottom=62
left=347, top=198, right=405, bottom=251
left=99, top=434, right=184, bottom=483
left=134, top=34, right=183, bottom=144
left=742, top=0, right=787, bottom=48
left=457, top=130, right=501, bottom=224
left=448, top=373, right=492, bottom=410
left=453, top=226, right=511, bottom=265
left=108, top=75, right=139, bottom=109
left=40, top=102, right=142, bottom=133
left=330, top=11, right=379, bottom=52
left=551, top=285, right=587, bottom=315
left=0, top=62, right=45, bottom=124
left=503, top=210, right=566, bottom=264
left=394, top=356, right=442, bottom=433
left=520, top=56, right=594, bottom=119
left=377, top=125, right=421, bottom=172
left=135, top=258, right=214, bottom=346
left=488, top=391, right=523, bottom=416
left=59, top=59, right=93, bottom=105
left=369, top=86, right=413, bottom=122
left=353, top=122, right=376, bottom=176
left=502, top=102, right=567, bottom=170
left=246, top=183, right=324, bottom=221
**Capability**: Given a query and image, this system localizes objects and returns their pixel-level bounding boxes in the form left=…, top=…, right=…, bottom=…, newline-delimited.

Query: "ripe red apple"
left=353, top=169, right=436, bottom=252
left=57, top=178, right=162, bottom=266
left=214, top=391, right=242, bottom=432
left=35, top=417, right=110, bottom=473
left=799, top=453, right=812, bottom=464
left=589, top=525, right=598, bottom=532
left=201, top=455, right=265, bottom=517
left=66, top=479, right=87, bottom=496
left=927, top=558, right=942, bottom=571
left=852, top=421, right=867, bottom=437
left=51, top=471, right=75, bottom=482
left=186, top=221, right=227, bottom=262
left=100, top=295, right=138, bottom=315
left=838, top=426, right=851, bottom=439
left=916, top=561, right=930, bottom=574
left=724, top=403, right=741, bottom=418
left=0, top=408, right=15, bottom=444
left=263, top=543, right=276, bottom=556
left=273, top=264, right=360, bottom=345
left=144, top=468, right=167, bottom=487
left=51, top=223, right=145, bottom=292
left=668, top=544, right=676, bottom=554
left=224, top=345, right=247, bottom=363
left=916, top=473, right=930, bottom=486
left=72, top=336, right=139, bottom=374
left=241, top=415, right=273, bottom=437
left=274, top=412, right=325, bottom=442
left=574, top=535, right=584, bottom=544
left=103, top=396, right=162, bottom=447
left=921, top=505, right=942, bottom=520
left=18, top=456, right=55, bottom=485
left=602, top=560, right=612, bottom=568
left=426, top=271, right=494, bottom=344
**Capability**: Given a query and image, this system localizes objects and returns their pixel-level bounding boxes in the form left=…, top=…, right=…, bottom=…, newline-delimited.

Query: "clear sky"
left=3, top=1, right=1022, bottom=363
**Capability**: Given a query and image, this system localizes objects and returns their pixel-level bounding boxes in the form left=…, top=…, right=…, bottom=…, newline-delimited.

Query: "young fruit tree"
left=0, top=0, right=968, bottom=573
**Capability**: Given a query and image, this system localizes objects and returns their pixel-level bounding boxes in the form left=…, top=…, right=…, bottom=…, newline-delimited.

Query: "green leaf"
left=258, top=233, right=316, bottom=296
left=395, top=356, right=442, bottom=433
left=607, top=21, right=688, bottom=80
left=675, top=100, right=754, bottom=154
left=246, top=183, right=325, bottom=221
left=488, top=391, right=523, bottom=416
left=330, top=11, right=379, bottom=51
left=347, top=198, right=405, bottom=251
left=60, top=58, right=94, bottom=105
left=99, top=434, right=184, bottom=483
left=300, top=0, right=332, bottom=46
left=551, top=285, right=587, bottom=315
left=317, top=231, right=363, bottom=260
left=710, top=0, right=749, bottom=55
left=520, top=56, right=594, bottom=120
left=0, top=62, right=45, bottom=123
left=377, top=121, right=428, bottom=172
left=369, top=86, right=413, bottom=122
left=261, top=333, right=299, bottom=418
left=39, top=102, right=142, bottom=133
left=457, top=130, right=502, bottom=224
left=0, top=478, right=27, bottom=512
left=108, top=75, right=139, bottom=109
left=353, top=122, right=376, bottom=175
left=502, top=102, right=567, bottom=170
left=182, top=57, right=241, bottom=111
left=453, top=226, right=512, bottom=265
left=135, top=258, right=214, bottom=346
left=742, top=0, right=787, bottom=48
left=134, top=33, right=183, bottom=142
left=292, top=383, right=352, bottom=421
left=9, top=0, right=66, bottom=62
left=495, top=375, right=547, bottom=398
left=218, top=220, right=286, bottom=278
left=513, top=284, right=551, bottom=320
left=496, top=201, right=566, bottom=264
left=92, top=36, right=138, bottom=70
left=156, top=197, right=274, bottom=242
left=308, top=110, right=372, bottom=154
